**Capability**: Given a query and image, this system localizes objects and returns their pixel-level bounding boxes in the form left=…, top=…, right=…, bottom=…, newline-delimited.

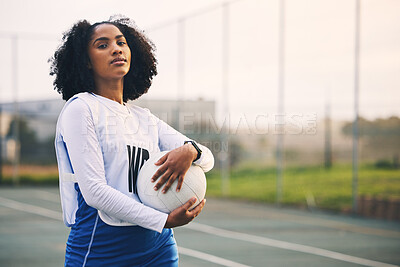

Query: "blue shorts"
left=64, top=185, right=178, bottom=267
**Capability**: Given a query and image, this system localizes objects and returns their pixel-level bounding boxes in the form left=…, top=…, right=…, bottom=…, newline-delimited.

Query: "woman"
left=49, top=15, right=214, bottom=266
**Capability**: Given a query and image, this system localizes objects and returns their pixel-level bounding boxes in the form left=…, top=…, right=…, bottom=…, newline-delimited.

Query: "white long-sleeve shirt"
left=55, top=92, right=214, bottom=233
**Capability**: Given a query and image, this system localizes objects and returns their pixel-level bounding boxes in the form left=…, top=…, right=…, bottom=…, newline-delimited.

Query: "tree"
left=7, top=117, right=39, bottom=160
left=342, top=116, right=400, bottom=137
left=342, top=116, right=400, bottom=166
left=6, top=117, right=56, bottom=164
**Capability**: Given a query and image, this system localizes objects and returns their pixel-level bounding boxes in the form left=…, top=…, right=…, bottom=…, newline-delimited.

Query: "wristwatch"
left=184, top=141, right=202, bottom=162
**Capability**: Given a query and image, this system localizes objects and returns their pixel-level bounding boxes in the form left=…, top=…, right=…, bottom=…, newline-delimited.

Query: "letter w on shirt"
left=127, top=146, right=149, bottom=194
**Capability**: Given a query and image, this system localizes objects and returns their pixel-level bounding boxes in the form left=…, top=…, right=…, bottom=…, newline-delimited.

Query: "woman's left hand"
left=151, top=144, right=198, bottom=193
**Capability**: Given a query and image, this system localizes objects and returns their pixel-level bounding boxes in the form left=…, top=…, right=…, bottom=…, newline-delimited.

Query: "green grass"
left=1, top=164, right=399, bottom=212
left=206, top=164, right=400, bottom=212
left=0, top=174, right=59, bottom=186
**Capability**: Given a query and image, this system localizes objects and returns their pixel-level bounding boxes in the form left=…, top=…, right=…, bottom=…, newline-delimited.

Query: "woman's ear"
left=87, top=61, right=92, bottom=69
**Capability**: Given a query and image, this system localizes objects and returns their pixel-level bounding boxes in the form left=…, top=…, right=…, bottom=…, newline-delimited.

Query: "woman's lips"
left=111, top=57, right=126, bottom=64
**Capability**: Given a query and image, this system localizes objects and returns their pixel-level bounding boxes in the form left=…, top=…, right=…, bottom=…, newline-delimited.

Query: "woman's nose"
left=112, top=44, right=122, bottom=55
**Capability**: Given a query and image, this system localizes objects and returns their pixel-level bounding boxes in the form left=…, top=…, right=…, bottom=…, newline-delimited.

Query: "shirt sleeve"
left=152, top=112, right=215, bottom=172
left=60, top=99, right=168, bottom=233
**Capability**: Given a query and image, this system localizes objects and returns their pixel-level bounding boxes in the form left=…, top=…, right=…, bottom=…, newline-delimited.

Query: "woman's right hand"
left=164, top=197, right=206, bottom=228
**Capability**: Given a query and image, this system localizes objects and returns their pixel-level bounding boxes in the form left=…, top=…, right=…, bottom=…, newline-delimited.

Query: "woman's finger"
left=176, top=175, right=184, bottom=192
left=151, top=164, right=167, bottom=182
left=162, top=173, right=179, bottom=193
left=182, top=197, right=197, bottom=211
left=154, top=153, right=169, bottom=166
left=189, top=199, right=206, bottom=216
left=153, top=169, right=172, bottom=191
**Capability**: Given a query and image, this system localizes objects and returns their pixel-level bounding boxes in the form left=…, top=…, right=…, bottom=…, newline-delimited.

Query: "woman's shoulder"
left=128, top=103, right=153, bottom=115
left=127, top=104, right=161, bottom=125
left=58, top=93, right=96, bottom=120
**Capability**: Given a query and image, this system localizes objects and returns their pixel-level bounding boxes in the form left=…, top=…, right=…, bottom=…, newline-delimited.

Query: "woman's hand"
left=164, top=197, right=206, bottom=228
left=151, top=144, right=198, bottom=193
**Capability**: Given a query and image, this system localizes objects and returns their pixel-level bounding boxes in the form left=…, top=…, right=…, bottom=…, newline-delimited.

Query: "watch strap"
left=184, top=141, right=202, bottom=162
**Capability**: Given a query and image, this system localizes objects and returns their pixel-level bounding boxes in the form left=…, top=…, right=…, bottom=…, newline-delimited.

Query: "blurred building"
left=0, top=97, right=216, bottom=162
left=0, top=111, right=13, bottom=162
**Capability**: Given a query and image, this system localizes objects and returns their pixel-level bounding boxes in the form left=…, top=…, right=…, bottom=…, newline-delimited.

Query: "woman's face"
left=87, top=24, right=131, bottom=82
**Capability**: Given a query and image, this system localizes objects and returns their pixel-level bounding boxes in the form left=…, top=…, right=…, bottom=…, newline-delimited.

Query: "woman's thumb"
left=183, top=197, right=197, bottom=210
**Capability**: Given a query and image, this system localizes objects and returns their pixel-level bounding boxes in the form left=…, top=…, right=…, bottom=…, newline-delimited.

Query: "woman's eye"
left=98, top=44, right=107, bottom=49
left=118, top=41, right=126, bottom=46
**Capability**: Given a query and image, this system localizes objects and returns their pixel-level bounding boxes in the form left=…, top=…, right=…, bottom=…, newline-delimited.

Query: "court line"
left=186, top=222, right=398, bottom=267
left=7, top=189, right=400, bottom=238
left=0, top=196, right=250, bottom=267
left=0, top=196, right=61, bottom=220
left=178, top=247, right=251, bottom=267
left=1, top=196, right=397, bottom=267
left=31, top=189, right=61, bottom=203
left=252, top=210, right=400, bottom=239
left=209, top=199, right=400, bottom=238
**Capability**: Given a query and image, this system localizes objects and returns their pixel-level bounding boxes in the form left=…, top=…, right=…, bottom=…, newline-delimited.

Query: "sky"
left=0, top=0, right=399, bottom=126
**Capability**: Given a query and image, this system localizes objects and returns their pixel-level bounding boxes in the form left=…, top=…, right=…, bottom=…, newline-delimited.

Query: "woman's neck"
left=93, top=78, right=124, bottom=104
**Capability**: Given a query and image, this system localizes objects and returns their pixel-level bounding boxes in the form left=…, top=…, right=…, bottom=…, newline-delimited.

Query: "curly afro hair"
left=49, top=15, right=157, bottom=102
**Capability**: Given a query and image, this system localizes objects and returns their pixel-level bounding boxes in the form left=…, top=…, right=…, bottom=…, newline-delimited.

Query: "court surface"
left=0, top=187, right=399, bottom=267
